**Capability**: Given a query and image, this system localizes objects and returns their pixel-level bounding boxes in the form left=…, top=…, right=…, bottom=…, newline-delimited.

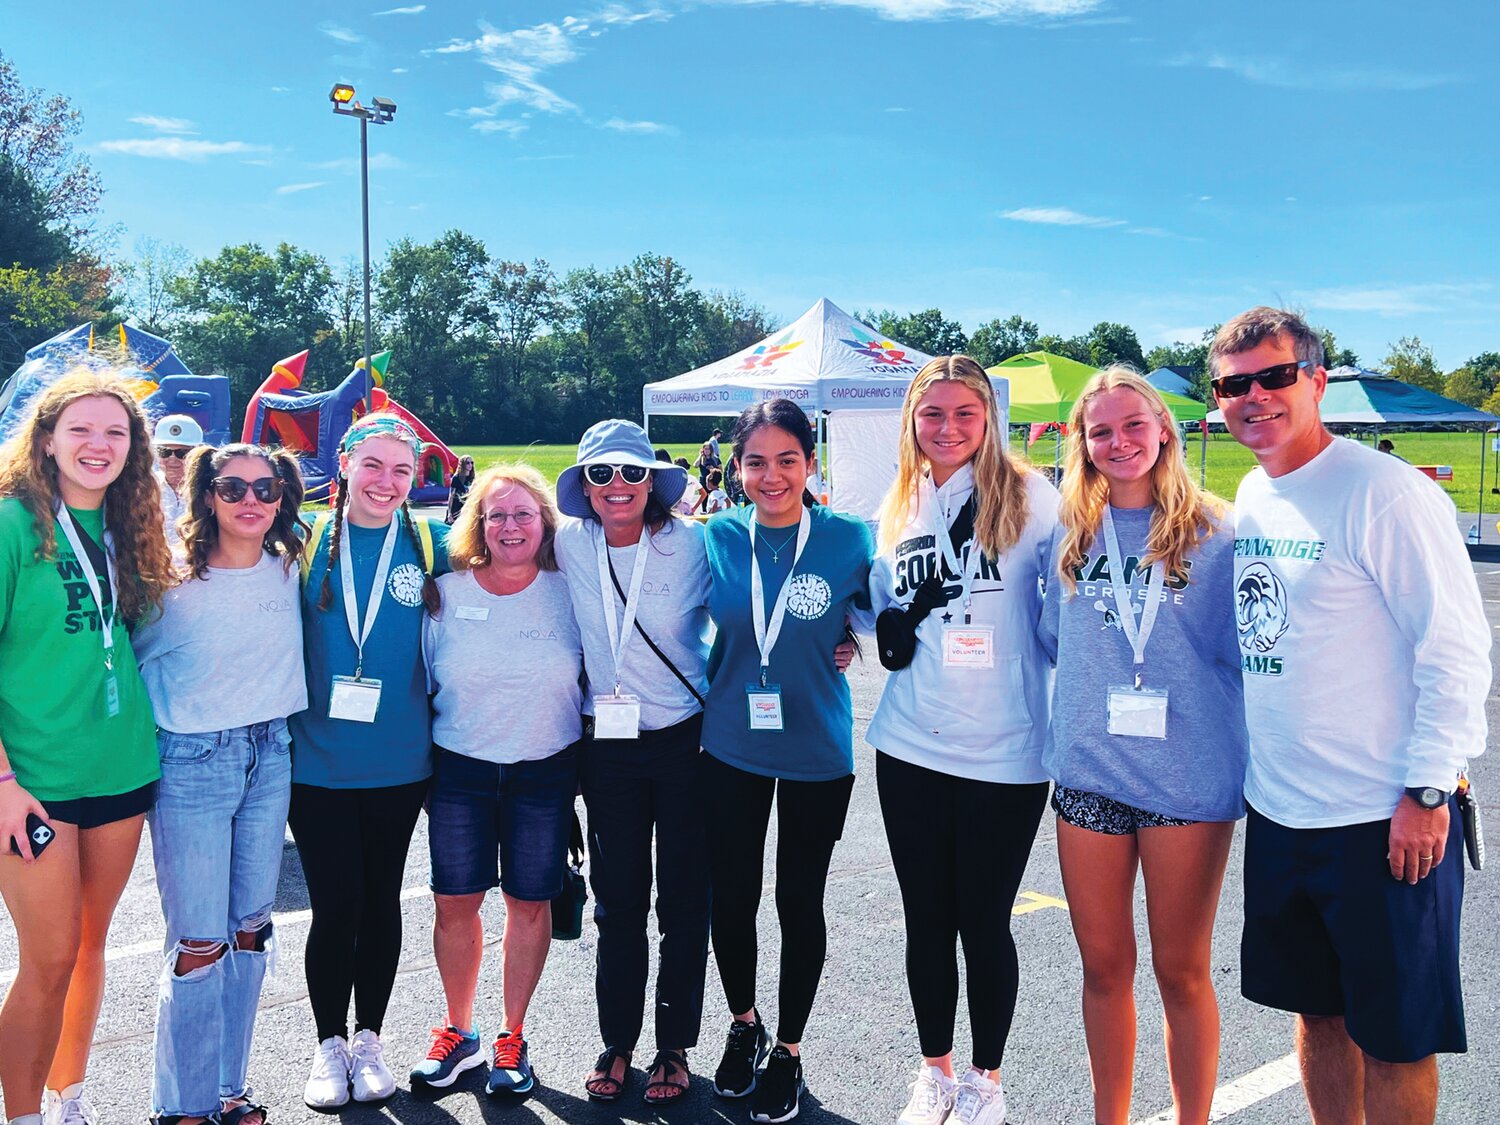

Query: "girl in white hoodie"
left=867, top=355, right=1059, bottom=1125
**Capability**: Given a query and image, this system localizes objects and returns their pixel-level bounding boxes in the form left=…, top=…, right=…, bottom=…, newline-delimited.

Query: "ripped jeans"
left=148, top=720, right=293, bottom=1117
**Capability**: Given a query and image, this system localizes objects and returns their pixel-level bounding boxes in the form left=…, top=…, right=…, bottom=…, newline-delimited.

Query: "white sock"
left=10, top=1113, right=45, bottom=1125
left=59, top=1083, right=85, bottom=1101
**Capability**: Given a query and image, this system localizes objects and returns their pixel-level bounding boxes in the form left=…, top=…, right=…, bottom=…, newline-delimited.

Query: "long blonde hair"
left=876, top=355, right=1033, bottom=559
left=1056, top=366, right=1224, bottom=595
left=448, top=463, right=561, bottom=573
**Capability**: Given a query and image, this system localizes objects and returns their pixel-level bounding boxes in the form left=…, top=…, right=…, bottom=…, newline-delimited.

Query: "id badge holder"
left=594, top=694, right=642, bottom=740
left=1107, top=684, right=1168, bottom=739
left=746, top=682, right=784, bottom=732
left=330, top=675, right=383, bottom=723
left=942, top=625, right=995, bottom=669
left=102, top=668, right=121, bottom=718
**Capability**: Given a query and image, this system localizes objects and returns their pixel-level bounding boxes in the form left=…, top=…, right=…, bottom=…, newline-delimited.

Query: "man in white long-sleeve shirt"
left=1211, top=307, right=1489, bottom=1125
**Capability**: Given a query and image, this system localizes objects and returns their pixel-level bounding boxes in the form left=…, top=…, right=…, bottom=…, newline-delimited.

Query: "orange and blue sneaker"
left=410, top=1026, right=484, bottom=1089
left=486, top=1027, right=536, bottom=1096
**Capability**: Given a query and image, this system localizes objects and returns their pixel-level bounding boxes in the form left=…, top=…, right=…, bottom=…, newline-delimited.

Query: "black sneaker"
left=713, top=1014, right=770, bottom=1098
left=749, top=1045, right=803, bottom=1123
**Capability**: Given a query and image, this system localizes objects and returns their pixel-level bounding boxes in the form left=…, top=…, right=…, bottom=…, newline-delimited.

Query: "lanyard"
left=339, top=516, right=400, bottom=679
left=55, top=507, right=117, bottom=669
left=749, top=507, right=812, bottom=688
left=595, top=524, right=651, bottom=695
left=922, top=476, right=983, bottom=624
left=1101, top=506, right=1166, bottom=686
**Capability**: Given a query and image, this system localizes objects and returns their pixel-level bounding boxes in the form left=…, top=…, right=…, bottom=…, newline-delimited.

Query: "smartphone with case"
left=8, top=813, right=54, bottom=858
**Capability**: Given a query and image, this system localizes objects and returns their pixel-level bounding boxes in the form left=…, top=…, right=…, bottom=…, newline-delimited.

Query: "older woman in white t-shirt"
left=411, top=463, right=582, bottom=1100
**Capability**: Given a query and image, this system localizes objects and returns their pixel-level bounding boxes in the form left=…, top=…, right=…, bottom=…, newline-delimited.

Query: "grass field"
left=452, top=431, right=1497, bottom=509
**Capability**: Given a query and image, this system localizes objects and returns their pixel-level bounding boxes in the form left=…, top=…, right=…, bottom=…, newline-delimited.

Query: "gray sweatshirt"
left=1038, top=505, right=1247, bottom=822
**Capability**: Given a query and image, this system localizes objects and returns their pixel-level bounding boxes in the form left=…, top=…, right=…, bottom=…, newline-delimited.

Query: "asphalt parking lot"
left=4, top=562, right=1498, bottom=1125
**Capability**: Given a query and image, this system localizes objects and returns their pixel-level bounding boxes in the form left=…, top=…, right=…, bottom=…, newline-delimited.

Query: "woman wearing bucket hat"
left=550, top=419, right=713, bottom=1107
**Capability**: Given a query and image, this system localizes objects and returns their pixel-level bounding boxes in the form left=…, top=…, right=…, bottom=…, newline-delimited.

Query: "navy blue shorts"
left=427, top=743, right=579, bottom=901
left=1241, top=803, right=1467, bottom=1062
left=42, top=781, right=156, bottom=830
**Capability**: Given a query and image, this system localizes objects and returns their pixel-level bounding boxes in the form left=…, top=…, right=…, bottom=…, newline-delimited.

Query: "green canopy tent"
left=987, top=351, right=1208, bottom=475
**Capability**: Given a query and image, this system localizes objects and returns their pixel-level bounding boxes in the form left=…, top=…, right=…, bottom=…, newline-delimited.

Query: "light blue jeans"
left=148, top=720, right=292, bottom=1117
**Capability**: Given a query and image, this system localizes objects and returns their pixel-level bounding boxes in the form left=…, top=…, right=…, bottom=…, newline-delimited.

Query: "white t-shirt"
left=424, top=569, right=583, bottom=763
left=867, top=465, right=1060, bottom=783
left=704, top=489, right=729, bottom=513
left=1234, top=438, right=1490, bottom=828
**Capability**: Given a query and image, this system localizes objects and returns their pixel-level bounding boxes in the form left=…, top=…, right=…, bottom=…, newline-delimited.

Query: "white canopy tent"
left=643, top=298, right=1010, bottom=518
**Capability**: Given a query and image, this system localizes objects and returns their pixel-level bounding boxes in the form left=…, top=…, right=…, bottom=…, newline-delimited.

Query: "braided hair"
left=399, top=498, right=441, bottom=613
left=315, top=482, right=349, bottom=612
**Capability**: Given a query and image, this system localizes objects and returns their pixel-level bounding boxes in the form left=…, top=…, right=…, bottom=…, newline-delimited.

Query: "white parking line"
left=1134, top=1052, right=1300, bottom=1123
left=0, top=884, right=433, bottom=988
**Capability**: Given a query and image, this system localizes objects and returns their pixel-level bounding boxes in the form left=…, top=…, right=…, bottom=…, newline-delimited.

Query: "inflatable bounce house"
left=0, top=323, right=232, bottom=445
left=242, top=348, right=457, bottom=503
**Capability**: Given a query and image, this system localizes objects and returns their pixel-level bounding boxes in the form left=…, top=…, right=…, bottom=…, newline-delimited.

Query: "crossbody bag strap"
left=606, top=549, right=706, bottom=708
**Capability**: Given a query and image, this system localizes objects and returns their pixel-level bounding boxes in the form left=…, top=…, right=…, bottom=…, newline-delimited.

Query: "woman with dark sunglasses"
left=133, top=442, right=309, bottom=1125
left=550, top=420, right=712, bottom=1107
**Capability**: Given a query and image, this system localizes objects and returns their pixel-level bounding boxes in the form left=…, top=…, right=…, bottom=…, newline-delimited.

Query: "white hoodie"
left=866, top=464, right=1060, bottom=783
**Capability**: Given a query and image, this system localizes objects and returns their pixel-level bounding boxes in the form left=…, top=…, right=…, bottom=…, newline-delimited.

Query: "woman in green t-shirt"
left=0, top=368, right=177, bottom=1125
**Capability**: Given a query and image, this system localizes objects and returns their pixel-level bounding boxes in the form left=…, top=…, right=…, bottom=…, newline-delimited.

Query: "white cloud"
left=602, top=117, right=673, bottom=134
left=313, top=152, right=408, bottom=172
left=97, top=138, right=271, bottom=161
left=472, top=119, right=528, bottom=137
left=1000, top=206, right=1125, bottom=229
left=1292, top=284, right=1486, bottom=318
left=374, top=4, right=426, bottom=13
left=716, top=0, right=1100, bottom=19
left=321, top=23, right=363, bottom=44
left=129, top=115, right=196, bottom=134
left=1169, top=52, right=1457, bottom=92
left=276, top=181, right=326, bottom=195
left=434, top=22, right=582, bottom=114
left=270, top=86, right=291, bottom=94
left=392, top=67, right=409, bottom=74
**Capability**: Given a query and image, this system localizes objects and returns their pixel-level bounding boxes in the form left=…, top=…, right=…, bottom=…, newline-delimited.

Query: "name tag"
left=103, top=669, right=121, bottom=718
left=329, top=675, right=383, bottom=723
left=746, top=683, right=784, bottom=732
left=1107, top=684, right=1168, bottom=739
left=594, top=694, right=642, bottom=740
left=942, top=625, right=994, bottom=669
left=455, top=604, right=490, bottom=621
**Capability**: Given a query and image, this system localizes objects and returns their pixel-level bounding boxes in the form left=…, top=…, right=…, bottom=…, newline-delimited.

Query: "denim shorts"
left=427, top=742, right=580, bottom=901
left=1051, top=785, right=1195, bottom=835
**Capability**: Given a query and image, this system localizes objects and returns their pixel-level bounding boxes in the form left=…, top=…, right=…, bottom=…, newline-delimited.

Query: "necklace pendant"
left=771, top=551, right=779, bottom=563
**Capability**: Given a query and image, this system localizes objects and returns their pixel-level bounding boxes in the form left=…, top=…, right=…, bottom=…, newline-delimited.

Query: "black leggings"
left=288, top=780, right=427, bottom=1042
left=875, top=752, right=1048, bottom=1070
left=699, top=751, right=855, bottom=1046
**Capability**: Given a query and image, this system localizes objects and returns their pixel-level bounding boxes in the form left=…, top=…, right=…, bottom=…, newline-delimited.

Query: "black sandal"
left=221, top=1098, right=268, bottom=1125
left=644, top=1049, right=690, bottom=1105
left=585, top=1047, right=633, bottom=1102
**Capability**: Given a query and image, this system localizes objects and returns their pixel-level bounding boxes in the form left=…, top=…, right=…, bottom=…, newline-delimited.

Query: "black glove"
left=876, top=576, right=951, bottom=671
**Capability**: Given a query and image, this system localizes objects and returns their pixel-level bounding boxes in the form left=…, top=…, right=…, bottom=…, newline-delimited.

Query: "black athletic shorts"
left=42, top=781, right=157, bottom=830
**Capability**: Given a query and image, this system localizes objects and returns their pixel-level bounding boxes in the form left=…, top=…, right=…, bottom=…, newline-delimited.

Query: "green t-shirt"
left=0, top=497, right=158, bottom=801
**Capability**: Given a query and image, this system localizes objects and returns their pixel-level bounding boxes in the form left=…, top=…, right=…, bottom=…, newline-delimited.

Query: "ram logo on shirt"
left=1236, top=562, right=1289, bottom=675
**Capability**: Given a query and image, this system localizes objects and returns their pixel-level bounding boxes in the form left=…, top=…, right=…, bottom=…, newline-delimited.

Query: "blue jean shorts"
left=427, top=743, right=580, bottom=901
left=1052, top=785, right=1195, bottom=835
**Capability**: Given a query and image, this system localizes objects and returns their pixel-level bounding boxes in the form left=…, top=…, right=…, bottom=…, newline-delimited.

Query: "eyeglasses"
left=1211, top=361, right=1309, bottom=400
left=210, top=476, right=285, bottom=504
left=584, top=463, right=651, bottom=487
left=486, top=509, right=538, bottom=527
left=157, top=448, right=191, bottom=460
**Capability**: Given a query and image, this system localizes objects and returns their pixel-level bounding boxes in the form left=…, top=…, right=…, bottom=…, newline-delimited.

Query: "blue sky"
left=9, top=0, right=1497, bottom=369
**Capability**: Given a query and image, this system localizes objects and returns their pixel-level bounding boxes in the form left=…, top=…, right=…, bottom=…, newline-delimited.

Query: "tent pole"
left=1479, top=428, right=1486, bottom=542
left=1200, top=423, right=1207, bottom=487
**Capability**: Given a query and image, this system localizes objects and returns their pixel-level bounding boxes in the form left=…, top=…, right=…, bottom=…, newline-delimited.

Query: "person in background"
left=0, top=368, right=176, bottom=1125
left=446, top=455, right=476, bottom=526
left=134, top=443, right=309, bottom=1125
left=290, top=413, right=450, bottom=1110
left=412, top=464, right=580, bottom=1101
left=699, top=469, right=729, bottom=515
left=700, top=399, right=874, bottom=1125
left=153, top=414, right=202, bottom=550
left=673, top=458, right=704, bottom=517
left=1213, top=307, right=1488, bottom=1125
left=708, top=428, right=723, bottom=463
left=695, top=442, right=720, bottom=491
left=868, top=356, right=1058, bottom=1125
left=1041, top=368, right=1245, bottom=1125
left=1376, top=439, right=1410, bottom=464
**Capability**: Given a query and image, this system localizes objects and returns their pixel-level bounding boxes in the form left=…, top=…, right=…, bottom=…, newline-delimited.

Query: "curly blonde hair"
left=0, top=366, right=177, bottom=621
left=448, top=463, right=560, bottom=573
left=876, top=354, right=1035, bottom=559
left=1055, top=366, right=1224, bottom=595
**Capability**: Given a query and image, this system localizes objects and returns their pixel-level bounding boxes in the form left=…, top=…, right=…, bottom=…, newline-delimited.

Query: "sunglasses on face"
left=1211, top=361, right=1310, bottom=400
left=584, top=463, right=651, bottom=487
left=158, top=448, right=191, bottom=460
left=210, top=476, right=285, bottom=504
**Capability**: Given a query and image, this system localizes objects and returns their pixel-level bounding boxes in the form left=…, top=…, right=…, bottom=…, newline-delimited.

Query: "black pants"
left=876, top=752, right=1048, bottom=1070
left=699, top=751, right=855, bottom=1046
left=580, top=714, right=710, bottom=1051
left=288, top=779, right=427, bottom=1042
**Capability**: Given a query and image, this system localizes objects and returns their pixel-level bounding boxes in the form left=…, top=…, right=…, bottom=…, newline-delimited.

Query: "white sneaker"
left=351, top=1028, right=398, bottom=1103
left=898, top=1065, right=954, bottom=1125
left=305, top=1034, right=353, bottom=1108
left=50, top=1092, right=98, bottom=1125
left=950, top=1068, right=1006, bottom=1125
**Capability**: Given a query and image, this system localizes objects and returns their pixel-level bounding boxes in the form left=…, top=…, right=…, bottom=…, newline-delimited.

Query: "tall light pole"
left=330, top=83, right=396, bottom=413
